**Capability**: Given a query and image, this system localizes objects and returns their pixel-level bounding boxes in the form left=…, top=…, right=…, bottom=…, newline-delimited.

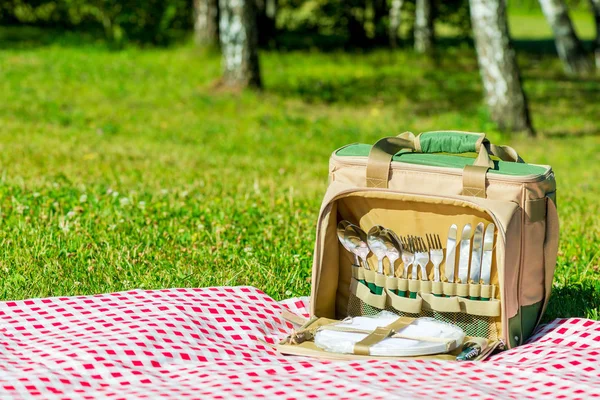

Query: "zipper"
left=516, top=186, right=527, bottom=347
left=474, top=339, right=505, bottom=361
left=313, top=187, right=515, bottom=346
left=331, top=153, right=553, bottom=184
left=314, top=187, right=507, bottom=252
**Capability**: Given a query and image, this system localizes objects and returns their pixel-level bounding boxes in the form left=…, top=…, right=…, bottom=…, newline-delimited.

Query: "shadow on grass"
left=514, top=38, right=598, bottom=56
left=0, top=26, right=106, bottom=49
left=267, top=46, right=487, bottom=114
left=543, top=127, right=600, bottom=138
left=267, top=36, right=598, bottom=117
left=269, top=71, right=483, bottom=114
left=543, top=281, right=600, bottom=323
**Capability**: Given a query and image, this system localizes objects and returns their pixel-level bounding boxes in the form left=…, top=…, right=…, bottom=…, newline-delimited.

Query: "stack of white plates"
left=315, top=312, right=465, bottom=357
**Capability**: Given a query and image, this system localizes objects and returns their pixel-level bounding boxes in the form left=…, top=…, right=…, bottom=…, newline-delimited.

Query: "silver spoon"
left=344, top=224, right=371, bottom=270
left=337, top=220, right=360, bottom=266
left=367, top=225, right=388, bottom=275
left=382, top=228, right=402, bottom=277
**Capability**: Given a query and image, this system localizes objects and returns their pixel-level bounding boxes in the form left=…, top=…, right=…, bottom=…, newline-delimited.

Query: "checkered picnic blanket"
left=0, top=287, right=598, bottom=399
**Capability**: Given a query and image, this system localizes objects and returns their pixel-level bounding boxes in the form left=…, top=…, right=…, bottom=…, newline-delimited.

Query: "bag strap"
left=488, top=143, right=524, bottom=163
left=537, top=198, right=559, bottom=329
left=365, top=131, right=416, bottom=188
left=281, top=309, right=310, bottom=327
left=365, top=131, right=523, bottom=198
left=352, top=316, right=412, bottom=355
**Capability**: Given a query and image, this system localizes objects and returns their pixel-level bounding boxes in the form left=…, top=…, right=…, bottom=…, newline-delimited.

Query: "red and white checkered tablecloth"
left=0, top=287, right=598, bottom=399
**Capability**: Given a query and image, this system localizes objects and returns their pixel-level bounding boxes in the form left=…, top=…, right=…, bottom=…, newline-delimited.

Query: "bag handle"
left=365, top=131, right=523, bottom=198
left=418, top=130, right=524, bottom=163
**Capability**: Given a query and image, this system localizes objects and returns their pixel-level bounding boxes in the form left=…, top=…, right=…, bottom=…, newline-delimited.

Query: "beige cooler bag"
left=295, top=131, right=559, bottom=357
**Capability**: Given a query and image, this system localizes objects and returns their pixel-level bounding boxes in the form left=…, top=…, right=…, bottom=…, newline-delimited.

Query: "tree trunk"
left=591, top=0, right=600, bottom=69
left=346, top=7, right=369, bottom=48
left=469, top=0, right=534, bottom=135
left=538, top=0, right=593, bottom=75
left=414, top=0, right=434, bottom=53
left=256, top=0, right=277, bottom=47
left=219, top=0, right=262, bottom=88
left=389, top=0, right=404, bottom=48
left=194, top=0, right=219, bottom=46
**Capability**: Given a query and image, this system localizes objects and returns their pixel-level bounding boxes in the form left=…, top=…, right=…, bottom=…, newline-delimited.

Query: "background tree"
left=538, top=0, right=593, bottom=75
left=219, top=0, right=262, bottom=88
left=414, top=0, right=434, bottom=53
left=256, top=0, right=277, bottom=47
left=469, top=0, right=534, bottom=135
left=345, top=2, right=369, bottom=47
left=591, top=0, right=600, bottom=68
left=389, top=0, right=404, bottom=48
left=194, top=0, right=219, bottom=46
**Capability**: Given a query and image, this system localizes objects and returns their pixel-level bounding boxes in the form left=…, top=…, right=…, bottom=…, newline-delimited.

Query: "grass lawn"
left=0, top=9, right=599, bottom=323
left=508, top=3, right=596, bottom=40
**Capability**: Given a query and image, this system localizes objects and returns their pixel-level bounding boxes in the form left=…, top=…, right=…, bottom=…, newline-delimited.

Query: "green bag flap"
left=335, top=144, right=548, bottom=177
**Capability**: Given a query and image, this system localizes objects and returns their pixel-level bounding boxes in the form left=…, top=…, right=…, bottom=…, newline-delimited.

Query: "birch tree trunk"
left=389, top=0, right=404, bottom=48
left=194, top=0, right=219, bottom=46
left=469, top=0, right=534, bottom=135
left=591, top=0, right=600, bottom=69
left=219, top=0, right=262, bottom=88
left=539, top=0, right=593, bottom=75
left=414, top=0, right=434, bottom=53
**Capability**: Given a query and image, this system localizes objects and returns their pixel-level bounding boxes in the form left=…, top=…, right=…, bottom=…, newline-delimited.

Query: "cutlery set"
left=337, top=220, right=496, bottom=301
left=447, top=222, right=495, bottom=300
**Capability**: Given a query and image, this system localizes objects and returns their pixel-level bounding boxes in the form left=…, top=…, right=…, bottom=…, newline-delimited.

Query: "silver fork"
left=400, top=236, right=415, bottom=279
left=413, top=236, right=430, bottom=281
left=427, top=234, right=444, bottom=282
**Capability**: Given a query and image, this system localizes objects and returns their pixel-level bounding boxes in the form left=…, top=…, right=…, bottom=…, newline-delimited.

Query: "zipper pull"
left=456, top=338, right=505, bottom=361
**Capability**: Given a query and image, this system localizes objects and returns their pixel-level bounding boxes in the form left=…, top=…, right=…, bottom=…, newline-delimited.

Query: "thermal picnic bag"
left=279, top=131, right=559, bottom=359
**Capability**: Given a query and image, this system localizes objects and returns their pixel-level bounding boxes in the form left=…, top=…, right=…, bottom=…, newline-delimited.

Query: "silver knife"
left=469, top=222, right=484, bottom=284
left=480, top=223, right=495, bottom=290
left=457, top=224, right=472, bottom=286
left=469, top=222, right=484, bottom=299
left=444, top=224, right=458, bottom=283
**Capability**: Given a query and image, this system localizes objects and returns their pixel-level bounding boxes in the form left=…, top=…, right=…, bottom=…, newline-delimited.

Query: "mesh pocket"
left=347, top=293, right=499, bottom=341
left=431, top=311, right=498, bottom=340
left=348, top=292, right=385, bottom=316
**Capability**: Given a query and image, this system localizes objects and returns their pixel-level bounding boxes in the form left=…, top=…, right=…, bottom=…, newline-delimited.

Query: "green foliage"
left=1, top=0, right=474, bottom=49
left=275, top=0, right=473, bottom=48
left=276, top=0, right=384, bottom=48
left=436, top=0, right=471, bottom=38
left=1, top=0, right=596, bottom=48
left=0, top=0, right=192, bottom=46
left=510, top=0, right=591, bottom=11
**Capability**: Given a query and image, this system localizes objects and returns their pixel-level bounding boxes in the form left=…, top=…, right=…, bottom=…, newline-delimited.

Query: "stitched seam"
left=333, top=165, right=529, bottom=188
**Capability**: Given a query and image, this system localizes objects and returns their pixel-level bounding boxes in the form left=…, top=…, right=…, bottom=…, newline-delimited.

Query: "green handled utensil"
left=444, top=224, right=458, bottom=296
left=427, top=234, right=444, bottom=297
left=337, top=221, right=368, bottom=287
left=399, top=236, right=415, bottom=298
left=382, top=228, right=402, bottom=295
left=367, top=225, right=388, bottom=276
left=457, top=224, right=472, bottom=298
left=480, top=223, right=495, bottom=301
left=469, top=222, right=484, bottom=300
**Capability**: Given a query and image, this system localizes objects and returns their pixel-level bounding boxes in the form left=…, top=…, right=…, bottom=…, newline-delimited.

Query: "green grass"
left=508, top=3, right=596, bottom=40
left=433, top=2, right=595, bottom=41
left=0, top=14, right=599, bottom=323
